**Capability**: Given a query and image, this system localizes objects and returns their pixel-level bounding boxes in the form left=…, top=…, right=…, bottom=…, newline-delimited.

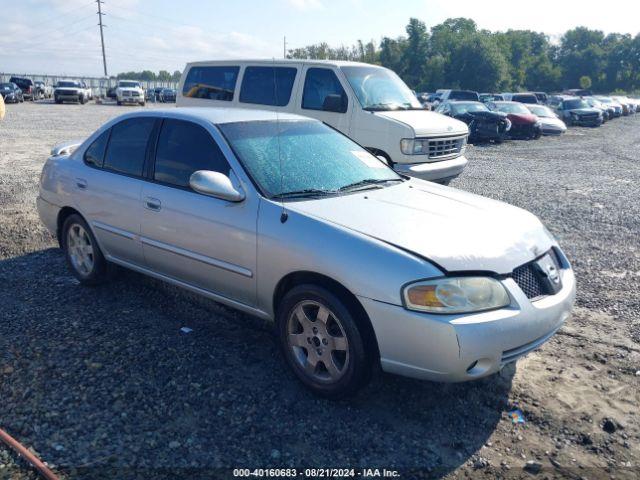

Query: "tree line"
left=287, top=17, right=640, bottom=94
left=111, top=70, right=182, bottom=82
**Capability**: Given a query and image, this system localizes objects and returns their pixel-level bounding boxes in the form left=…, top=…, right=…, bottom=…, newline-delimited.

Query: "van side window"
left=302, top=68, right=348, bottom=113
left=154, top=119, right=230, bottom=189
left=182, top=66, right=240, bottom=101
left=103, top=117, right=156, bottom=177
left=239, top=66, right=297, bottom=106
left=84, top=129, right=110, bottom=168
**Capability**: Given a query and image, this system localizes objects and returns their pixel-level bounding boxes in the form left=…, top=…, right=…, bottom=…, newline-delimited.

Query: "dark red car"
left=488, top=101, right=542, bottom=139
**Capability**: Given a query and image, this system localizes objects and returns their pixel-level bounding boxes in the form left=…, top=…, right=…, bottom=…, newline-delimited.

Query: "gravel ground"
left=0, top=101, right=639, bottom=480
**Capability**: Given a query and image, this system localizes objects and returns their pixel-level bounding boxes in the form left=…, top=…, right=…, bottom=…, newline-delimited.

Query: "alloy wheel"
left=286, top=300, right=349, bottom=383
left=67, top=223, right=95, bottom=276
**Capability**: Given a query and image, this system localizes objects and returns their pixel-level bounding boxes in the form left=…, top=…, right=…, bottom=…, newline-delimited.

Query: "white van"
left=177, top=60, right=469, bottom=183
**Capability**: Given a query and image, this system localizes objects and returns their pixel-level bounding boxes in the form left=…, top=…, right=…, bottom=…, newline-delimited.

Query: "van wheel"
left=62, top=214, right=112, bottom=286
left=277, top=285, right=372, bottom=399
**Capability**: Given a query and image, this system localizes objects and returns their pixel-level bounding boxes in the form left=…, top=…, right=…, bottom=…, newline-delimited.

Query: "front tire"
left=62, top=214, right=111, bottom=286
left=277, top=285, right=372, bottom=399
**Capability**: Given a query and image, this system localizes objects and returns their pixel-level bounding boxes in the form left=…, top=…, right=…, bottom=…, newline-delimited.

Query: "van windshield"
left=341, top=66, right=422, bottom=111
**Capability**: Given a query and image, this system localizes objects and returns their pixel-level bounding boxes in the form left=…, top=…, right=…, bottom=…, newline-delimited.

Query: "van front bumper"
left=393, top=155, right=468, bottom=183
left=358, top=267, right=575, bottom=382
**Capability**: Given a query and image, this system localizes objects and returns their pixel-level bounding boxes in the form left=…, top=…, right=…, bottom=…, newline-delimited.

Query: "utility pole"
left=283, top=36, right=287, bottom=59
left=96, top=0, right=108, bottom=77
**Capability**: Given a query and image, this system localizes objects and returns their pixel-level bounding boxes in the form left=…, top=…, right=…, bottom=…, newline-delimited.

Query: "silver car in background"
left=526, top=104, right=567, bottom=135
left=37, top=108, right=576, bottom=398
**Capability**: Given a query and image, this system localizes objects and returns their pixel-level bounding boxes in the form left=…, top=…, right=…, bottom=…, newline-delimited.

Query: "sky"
left=2, top=0, right=640, bottom=78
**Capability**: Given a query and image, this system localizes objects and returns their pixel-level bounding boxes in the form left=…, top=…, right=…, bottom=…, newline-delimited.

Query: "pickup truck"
left=9, top=76, right=35, bottom=101
left=34, top=81, right=54, bottom=99
left=54, top=80, right=91, bottom=104
left=115, top=80, right=145, bottom=106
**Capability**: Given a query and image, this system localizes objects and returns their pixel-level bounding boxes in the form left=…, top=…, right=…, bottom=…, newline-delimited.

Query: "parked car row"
left=428, top=86, right=638, bottom=145
left=2, top=75, right=179, bottom=107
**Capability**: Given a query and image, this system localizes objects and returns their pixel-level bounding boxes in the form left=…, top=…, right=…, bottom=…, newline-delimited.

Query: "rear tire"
left=276, top=284, right=372, bottom=399
left=62, top=214, right=112, bottom=286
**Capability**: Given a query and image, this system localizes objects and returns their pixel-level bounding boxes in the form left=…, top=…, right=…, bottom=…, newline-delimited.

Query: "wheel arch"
left=56, top=206, right=83, bottom=247
left=273, top=271, right=381, bottom=361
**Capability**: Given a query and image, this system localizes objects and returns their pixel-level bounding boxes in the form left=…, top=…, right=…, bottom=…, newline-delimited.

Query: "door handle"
left=75, top=178, right=87, bottom=189
left=144, top=196, right=162, bottom=211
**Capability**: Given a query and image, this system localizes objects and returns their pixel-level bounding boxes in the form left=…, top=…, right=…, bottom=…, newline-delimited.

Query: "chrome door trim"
left=105, top=255, right=269, bottom=320
left=140, top=236, right=253, bottom=278
left=92, top=221, right=137, bottom=240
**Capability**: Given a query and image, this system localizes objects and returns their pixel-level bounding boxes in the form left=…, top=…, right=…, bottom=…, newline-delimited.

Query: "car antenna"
left=273, top=58, right=288, bottom=224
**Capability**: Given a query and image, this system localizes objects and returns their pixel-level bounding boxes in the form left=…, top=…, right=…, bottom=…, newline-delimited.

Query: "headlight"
left=400, top=138, right=429, bottom=155
left=403, top=277, right=510, bottom=314
left=534, top=121, right=541, bottom=127
left=400, top=137, right=466, bottom=155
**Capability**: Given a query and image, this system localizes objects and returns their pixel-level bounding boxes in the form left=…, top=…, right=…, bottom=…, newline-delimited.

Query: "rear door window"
left=182, top=66, right=240, bottom=101
left=302, top=68, right=347, bottom=113
left=154, top=119, right=230, bottom=188
left=103, top=117, right=156, bottom=177
left=239, top=66, right=297, bottom=106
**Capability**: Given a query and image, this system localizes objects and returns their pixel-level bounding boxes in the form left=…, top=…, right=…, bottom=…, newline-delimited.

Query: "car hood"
left=118, top=87, right=141, bottom=92
left=568, top=108, right=600, bottom=115
left=374, top=110, right=469, bottom=137
left=538, top=116, right=566, bottom=128
left=459, top=110, right=507, bottom=122
left=506, top=113, right=538, bottom=124
left=287, top=180, right=553, bottom=274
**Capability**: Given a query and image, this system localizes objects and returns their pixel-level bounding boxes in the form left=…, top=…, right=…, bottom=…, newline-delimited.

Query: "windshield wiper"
left=338, top=178, right=403, bottom=192
left=364, top=102, right=406, bottom=112
left=271, top=189, right=336, bottom=199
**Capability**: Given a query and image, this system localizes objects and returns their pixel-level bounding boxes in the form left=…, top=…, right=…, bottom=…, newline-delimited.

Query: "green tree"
left=401, top=18, right=429, bottom=88
left=579, top=75, right=592, bottom=89
left=445, top=33, right=509, bottom=91
left=379, top=37, right=406, bottom=73
left=558, top=27, right=605, bottom=89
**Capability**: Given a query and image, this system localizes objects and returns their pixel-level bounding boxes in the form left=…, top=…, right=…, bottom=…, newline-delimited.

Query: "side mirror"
left=322, top=94, right=346, bottom=113
left=376, top=155, right=390, bottom=166
left=189, top=170, right=245, bottom=202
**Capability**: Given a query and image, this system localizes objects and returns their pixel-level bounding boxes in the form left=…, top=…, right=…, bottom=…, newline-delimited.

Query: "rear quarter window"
left=182, top=66, right=240, bottom=101
left=84, top=129, right=110, bottom=168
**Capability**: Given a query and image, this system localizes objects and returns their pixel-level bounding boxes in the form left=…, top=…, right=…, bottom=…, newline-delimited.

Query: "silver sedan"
left=37, top=108, right=576, bottom=398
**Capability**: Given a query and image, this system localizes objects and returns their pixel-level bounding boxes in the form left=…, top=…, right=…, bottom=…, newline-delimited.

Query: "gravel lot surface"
left=0, top=101, right=639, bottom=479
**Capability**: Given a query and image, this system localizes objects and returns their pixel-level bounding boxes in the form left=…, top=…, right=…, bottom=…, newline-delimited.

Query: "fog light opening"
left=466, top=358, right=492, bottom=377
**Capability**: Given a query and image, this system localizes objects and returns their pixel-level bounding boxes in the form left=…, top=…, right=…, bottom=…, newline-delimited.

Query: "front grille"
left=579, top=113, right=599, bottom=121
left=511, top=263, right=544, bottom=299
left=510, top=249, right=562, bottom=300
left=426, top=136, right=465, bottom=159
left=123, top=91, right=131, bottom=96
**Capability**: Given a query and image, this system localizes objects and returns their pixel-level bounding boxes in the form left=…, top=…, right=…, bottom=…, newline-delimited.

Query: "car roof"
left=117, top=107, right=314, bottom=125
left=185, top=59, right=382, bottom=69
